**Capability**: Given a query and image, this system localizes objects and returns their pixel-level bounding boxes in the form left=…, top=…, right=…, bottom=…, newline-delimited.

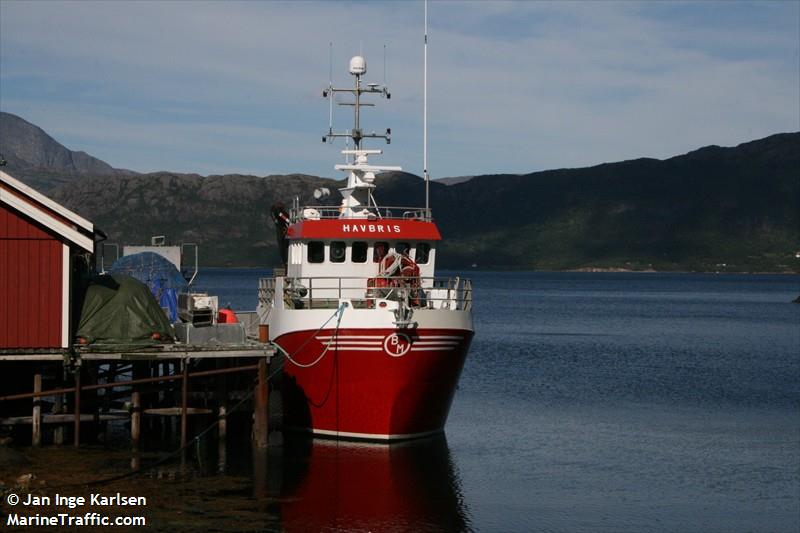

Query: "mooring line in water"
left=276, top=303, right=346, bottom=368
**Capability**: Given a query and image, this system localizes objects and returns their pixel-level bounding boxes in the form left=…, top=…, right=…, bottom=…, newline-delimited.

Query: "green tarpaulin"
left=77, top=274, right=174, bottom=345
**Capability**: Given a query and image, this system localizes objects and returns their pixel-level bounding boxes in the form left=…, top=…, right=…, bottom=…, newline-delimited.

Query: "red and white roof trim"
left=0, top=170, right=94, bottom=252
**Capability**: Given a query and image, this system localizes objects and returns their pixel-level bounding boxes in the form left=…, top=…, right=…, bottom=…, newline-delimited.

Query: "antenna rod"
left=423, top=0, right=429, bottom=217
left=329, top=42, right=334, bottom=136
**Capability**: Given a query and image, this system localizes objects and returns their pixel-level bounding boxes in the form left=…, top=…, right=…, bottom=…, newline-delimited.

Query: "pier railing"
left=259, top=276, right=472, bottom=311
left=0, top=357, right=271, bottom=449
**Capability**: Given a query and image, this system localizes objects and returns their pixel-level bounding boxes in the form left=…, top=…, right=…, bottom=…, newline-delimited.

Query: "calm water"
left=187, top=269, right=800, bottom=532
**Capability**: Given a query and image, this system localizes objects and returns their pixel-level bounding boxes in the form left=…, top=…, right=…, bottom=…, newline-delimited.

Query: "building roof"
left=0, top=170, right=94, bottom=252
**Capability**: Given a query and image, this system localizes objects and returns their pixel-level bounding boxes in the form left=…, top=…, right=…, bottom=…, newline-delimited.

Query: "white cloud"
left=1, top=0, right=797, bottom=177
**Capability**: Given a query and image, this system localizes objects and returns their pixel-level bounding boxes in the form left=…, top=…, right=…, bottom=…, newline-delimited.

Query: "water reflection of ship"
left=275, top=435, right=471, bottom=532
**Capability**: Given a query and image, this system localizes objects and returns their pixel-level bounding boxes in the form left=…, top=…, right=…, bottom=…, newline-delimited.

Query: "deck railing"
left=289, top=205, right=432, bottom=222
left=259, top=276, right=471, bottom=311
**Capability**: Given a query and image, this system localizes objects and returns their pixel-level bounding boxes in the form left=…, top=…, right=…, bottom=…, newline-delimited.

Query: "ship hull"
left=276, top=327, right=472, bottom=440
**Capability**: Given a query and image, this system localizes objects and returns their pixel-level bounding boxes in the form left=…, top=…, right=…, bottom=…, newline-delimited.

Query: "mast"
left=323, top=56, right=399, bottom=218
left=424, top=0, right=429, bottom=217
left=322, top=56, right=391, bottom=148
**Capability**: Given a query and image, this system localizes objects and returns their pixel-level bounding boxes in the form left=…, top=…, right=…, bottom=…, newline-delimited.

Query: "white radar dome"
left=349, top=55, right=367, bottom=75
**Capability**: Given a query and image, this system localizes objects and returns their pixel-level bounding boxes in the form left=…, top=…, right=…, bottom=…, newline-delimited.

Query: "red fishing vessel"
left=260, top=51, right=473, bottom=441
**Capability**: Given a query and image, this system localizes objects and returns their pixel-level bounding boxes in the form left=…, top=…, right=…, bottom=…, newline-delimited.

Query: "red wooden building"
left=0, top=170, right=95, bottom=350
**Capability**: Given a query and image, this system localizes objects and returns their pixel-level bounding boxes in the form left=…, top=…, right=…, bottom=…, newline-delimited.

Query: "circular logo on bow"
left=383, top=332, right=412, bottom=357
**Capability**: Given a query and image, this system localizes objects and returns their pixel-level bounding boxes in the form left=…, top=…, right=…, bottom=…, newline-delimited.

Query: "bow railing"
left=259, top=276, right=471, bottom=311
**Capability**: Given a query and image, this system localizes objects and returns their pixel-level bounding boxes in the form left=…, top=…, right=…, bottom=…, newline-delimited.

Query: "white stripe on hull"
left=311, top=345, right=458, bottom=352
left=317, top=335, right=385, bottom=340
left=410, top=347, right=455, bottom=351
left=316, top=336, right=462, bottom=342
left=317, top=340, right=382, bottom=345
left=321, top=346, right=381, bottom=350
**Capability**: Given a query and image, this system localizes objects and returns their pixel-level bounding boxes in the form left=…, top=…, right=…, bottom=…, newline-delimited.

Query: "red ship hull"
left=276, top=328, right=472, bottom=440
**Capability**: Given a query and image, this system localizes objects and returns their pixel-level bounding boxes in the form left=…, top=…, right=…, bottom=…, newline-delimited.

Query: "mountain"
left=51, top=171, right=339, bottom=267
left=0, top=112, right=135, bottom=191
left=3, top=112, right=798, bottom=272
left=374, top=133, right=800, bottom=272
left=436, top=175, right=475, bottom=186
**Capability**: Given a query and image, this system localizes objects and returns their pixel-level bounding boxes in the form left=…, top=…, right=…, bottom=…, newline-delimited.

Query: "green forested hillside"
left=49, top=132, right=800, bottom=272
left=376, top=133, right=800, bottom=272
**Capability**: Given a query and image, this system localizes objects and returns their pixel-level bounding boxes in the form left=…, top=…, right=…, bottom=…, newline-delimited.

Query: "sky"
left=1, top=0, right=798, bottom=179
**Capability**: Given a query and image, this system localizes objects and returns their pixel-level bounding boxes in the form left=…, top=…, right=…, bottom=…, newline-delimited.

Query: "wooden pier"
left=0, top=168, right=282, bottom=455
left=0, top=342, right=277, bottom=451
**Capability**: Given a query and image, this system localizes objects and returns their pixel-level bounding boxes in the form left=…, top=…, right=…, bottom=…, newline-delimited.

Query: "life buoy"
left=366, top=277, right=391, bottom=308
left=379, top=252, right=402, bottom=277
left=373, top=252, right=422, bottom=306
left=399, top=255, right=422, bottom=306
left=400, top=255, right=420, bottom=278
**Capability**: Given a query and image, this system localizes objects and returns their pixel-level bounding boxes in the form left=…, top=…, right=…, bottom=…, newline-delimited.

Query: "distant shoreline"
left=196, top=265, right=800, bottom=275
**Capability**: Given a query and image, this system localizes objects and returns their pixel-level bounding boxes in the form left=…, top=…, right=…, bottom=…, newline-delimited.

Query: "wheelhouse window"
left=395, top=242, right=411, bottom=256
left=307, top=241, right=324, bottom=263
left=415, top=242, right=431, bottom=264
left=373, top=242, right=389, bottom=262
left=330, top=241, right=346, bottom=263
left=352, top=241, right=368, bottom=263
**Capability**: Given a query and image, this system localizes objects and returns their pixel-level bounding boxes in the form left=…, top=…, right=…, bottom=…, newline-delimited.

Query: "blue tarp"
left=109, top=252, right=188, bottom=322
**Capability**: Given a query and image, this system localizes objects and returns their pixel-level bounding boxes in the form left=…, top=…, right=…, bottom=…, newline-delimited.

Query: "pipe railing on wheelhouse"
left=289, top=204, right=432, bottom=222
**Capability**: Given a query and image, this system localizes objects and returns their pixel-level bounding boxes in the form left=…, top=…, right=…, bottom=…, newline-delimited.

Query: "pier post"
left=252, top=447, right=268, bottom=502
left=253, top=357, right=268, bottom=448
left=133, top=362, right=150, bottom=438
left=218, top=405, right=227, bottom=472
left=32, top=373, right=41, bottom=447
left=216, top=358, right=227, bottom=472
left=53, top=394, right=64, bottom=445
left=131, top=391, right=141, bottom=452
left=73, top=370, right=81, bottom=447
left=180, top=358, right=189, bottom=448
